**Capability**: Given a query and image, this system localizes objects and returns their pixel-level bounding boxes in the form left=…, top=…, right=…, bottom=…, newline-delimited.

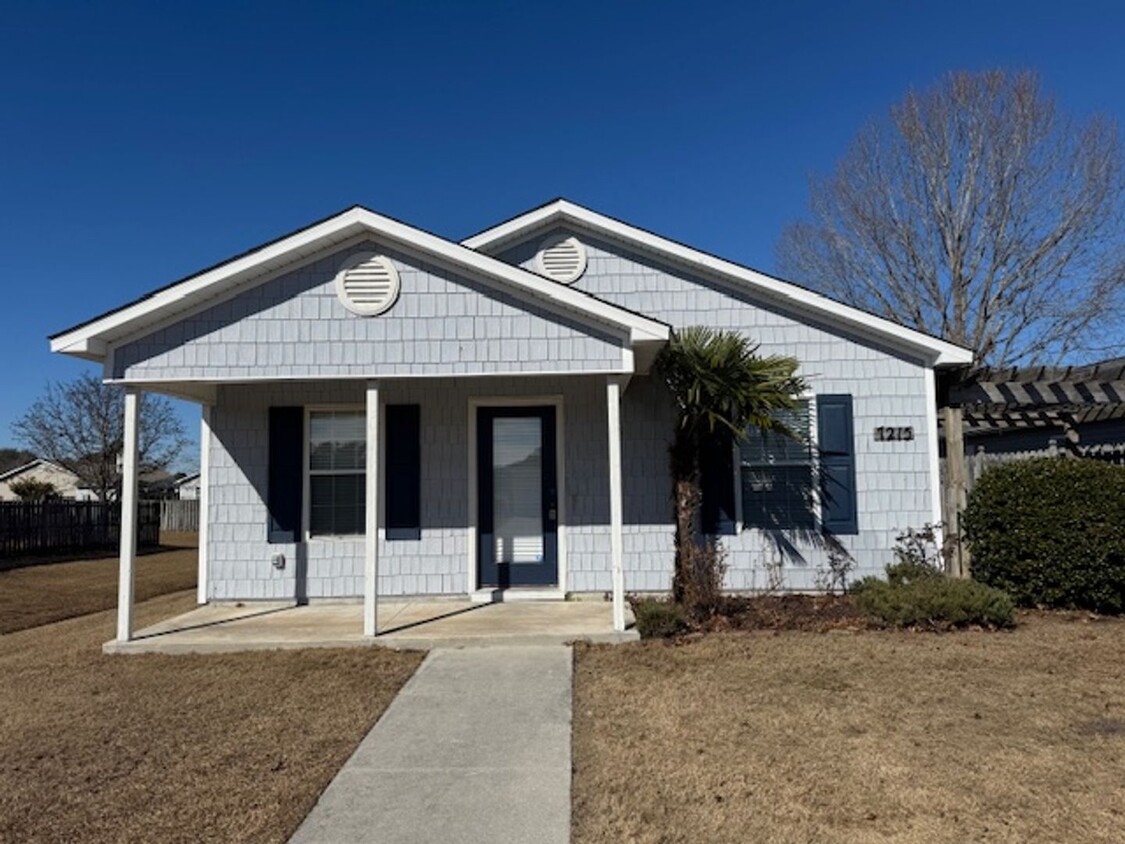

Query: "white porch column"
left=364, top=381, right=381, bottom=637
left=116, top=388, right=140, bottom=643
left=606, top=376, right=626, bottom=632
left=197, top=404, right=212, bottom=605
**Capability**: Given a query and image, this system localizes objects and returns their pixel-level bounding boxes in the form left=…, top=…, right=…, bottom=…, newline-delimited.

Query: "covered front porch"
left=103, top=596, right=638, bottom=654
left=49, top=206, right=675, bottom=650
left=110, top=371, right=641, bottom=648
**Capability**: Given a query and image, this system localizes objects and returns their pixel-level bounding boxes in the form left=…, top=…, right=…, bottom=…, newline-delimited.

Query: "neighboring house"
left=50, top=200, right=972, bottom=640
left=139, top=469, right=180, bottom=499
left=0, top=459, right=98, bottom=501
left=174, top=472, right=201, bottom=500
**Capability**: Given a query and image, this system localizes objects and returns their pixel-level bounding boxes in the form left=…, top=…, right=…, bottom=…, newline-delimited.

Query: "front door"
left=477, top=406, right=558, bottom=588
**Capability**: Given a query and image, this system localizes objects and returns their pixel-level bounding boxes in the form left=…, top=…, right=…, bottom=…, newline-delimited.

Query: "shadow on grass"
left=0, top=532, right=197, bottom=572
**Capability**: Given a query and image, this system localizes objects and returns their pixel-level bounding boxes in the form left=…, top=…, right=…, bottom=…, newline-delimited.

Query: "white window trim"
left=735, top=392, right=819, bottom=534
left=303, top=404, right=367, bottom=542
left=467, top=395, right=566, bottom=594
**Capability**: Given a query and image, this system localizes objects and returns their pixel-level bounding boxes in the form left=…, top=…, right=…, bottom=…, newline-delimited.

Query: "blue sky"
left=2, top=1, right=1123, bottom=467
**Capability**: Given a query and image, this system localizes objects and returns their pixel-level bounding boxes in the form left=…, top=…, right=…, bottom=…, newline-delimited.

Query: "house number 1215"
left=874, top=426, right=914, bottom=442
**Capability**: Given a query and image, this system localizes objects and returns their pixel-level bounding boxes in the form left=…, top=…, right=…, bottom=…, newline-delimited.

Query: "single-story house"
left=50, top=200, right=972, bottom=642
left=0, top=459, right=98, bottom=501
left=174, top=472, right=201, bottom=500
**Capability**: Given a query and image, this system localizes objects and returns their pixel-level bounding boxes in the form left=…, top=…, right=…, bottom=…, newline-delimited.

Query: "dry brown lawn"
left=0, top=532, right=199, bottom=634
left=574, top=615, right=1125, bottom=843
left=0, top=591, right=423, bottom=843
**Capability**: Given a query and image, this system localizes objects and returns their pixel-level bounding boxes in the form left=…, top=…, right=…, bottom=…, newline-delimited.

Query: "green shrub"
left=881, top=524, right=947, bottom=587
left=9, top=478, right=59, bottom=502
left=852, top=572, right=1015, bottom=629
left=884, top=559, right=942, bottom=586
left=631, top=599, right=689, bottom=639
left=963, top=458, right=1125, bottom=613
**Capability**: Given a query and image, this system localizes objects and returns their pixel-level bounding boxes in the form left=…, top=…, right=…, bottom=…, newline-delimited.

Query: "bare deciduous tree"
left=777, top=70, right=1125, bottom=365
left=0, top=448, right=36, bottom=474
left=12, top=373, right=189, bottom=501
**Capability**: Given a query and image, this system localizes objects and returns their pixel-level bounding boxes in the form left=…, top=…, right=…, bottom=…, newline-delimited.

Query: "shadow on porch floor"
left=103, top=598, right=638, bottom=654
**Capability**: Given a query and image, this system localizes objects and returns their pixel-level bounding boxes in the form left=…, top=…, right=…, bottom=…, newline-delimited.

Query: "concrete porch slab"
left=103, top=598, right=637, bottom=654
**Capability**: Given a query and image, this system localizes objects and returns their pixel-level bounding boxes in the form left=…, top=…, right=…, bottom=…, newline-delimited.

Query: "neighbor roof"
left=50, top=205, right=670, bottom=362
left=0, top=459, right=77, bottom=483
left=464, top=198, right=974, bottom=367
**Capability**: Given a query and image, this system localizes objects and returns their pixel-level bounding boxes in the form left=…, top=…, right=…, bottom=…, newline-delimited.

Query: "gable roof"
left=464, top=199, right=974, bottom=367
left=0, top=459, right=79, bottom=484
left=50, top=205, right=669, bottom=362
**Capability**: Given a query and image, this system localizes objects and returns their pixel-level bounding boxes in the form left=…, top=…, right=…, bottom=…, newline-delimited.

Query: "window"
left=739, top=400, right=815, bottom=530
left=308, top=410, right=365, bottom=536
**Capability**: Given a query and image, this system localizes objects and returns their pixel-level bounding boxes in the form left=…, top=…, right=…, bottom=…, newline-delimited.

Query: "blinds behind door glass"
left=492, top=417, right=544, bottom=564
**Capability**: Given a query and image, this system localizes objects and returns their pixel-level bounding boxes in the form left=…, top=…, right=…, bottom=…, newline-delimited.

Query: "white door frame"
left=467, top=395, right=566, bottom=595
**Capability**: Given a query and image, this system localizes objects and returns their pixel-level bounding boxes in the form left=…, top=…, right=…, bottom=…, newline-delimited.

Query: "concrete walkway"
left=289, top=646, right=572, bottom=844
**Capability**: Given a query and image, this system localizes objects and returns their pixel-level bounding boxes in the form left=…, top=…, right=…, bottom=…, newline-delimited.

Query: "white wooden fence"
left=943, top=438, right=1125, bottom=497
left=146, top=498, right=200, bottom=533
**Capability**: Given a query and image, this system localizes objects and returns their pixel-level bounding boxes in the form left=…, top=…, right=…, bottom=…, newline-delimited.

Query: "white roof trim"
left=0, top=458, right=77, bottom=483
left=464, top=200, right=974, bottom=367
left=51, top=206, right=669, bottom=361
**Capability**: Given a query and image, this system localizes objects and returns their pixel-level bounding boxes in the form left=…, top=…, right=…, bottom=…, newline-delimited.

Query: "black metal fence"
left=0, top=500, right=160, bottom=560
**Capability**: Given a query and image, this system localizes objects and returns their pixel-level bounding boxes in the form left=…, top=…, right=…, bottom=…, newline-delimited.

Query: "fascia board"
left=51, top=207, right=668, bottom=360
left=465, top=200, right=973, bottom=367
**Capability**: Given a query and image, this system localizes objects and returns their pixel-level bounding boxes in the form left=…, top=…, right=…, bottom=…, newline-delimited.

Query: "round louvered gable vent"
left=536, top=235, right=587, bottom=283
left=334, top=253, right=401, bottom=316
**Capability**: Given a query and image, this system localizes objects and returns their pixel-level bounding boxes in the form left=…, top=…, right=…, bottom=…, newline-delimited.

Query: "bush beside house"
left=964, top=458, right=1125, bottom=613
left=632, top=526, right=1017, bottom=638
left=632, top=599, right=690, bottom=639
left=851, top=559, right=1015, bottom=629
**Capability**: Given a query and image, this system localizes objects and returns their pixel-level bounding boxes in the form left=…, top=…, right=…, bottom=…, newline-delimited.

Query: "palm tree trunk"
left=670, top=427, right=701, bottom=604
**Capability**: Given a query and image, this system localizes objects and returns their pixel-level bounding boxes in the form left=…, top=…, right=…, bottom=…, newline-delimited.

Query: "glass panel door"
left=492, top=417, right=544, bottom=564
left=476, top=405, right=558, bottom=588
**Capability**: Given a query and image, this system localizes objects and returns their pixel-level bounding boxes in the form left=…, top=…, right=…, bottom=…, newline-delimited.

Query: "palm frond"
left=656, top=326, right=808, bottom=442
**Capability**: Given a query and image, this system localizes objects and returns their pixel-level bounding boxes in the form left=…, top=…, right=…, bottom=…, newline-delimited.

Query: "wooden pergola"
left=937, top=358, right=1125, bottom=576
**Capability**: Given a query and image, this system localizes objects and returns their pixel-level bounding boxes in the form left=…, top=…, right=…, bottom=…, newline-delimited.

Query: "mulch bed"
left=703, top=593, right=869, bottom=632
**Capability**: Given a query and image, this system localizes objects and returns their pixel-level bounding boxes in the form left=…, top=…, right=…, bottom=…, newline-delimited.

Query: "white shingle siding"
left=112, top=240, right=625, bottom=381
left=198, top=227, right=938, bottom=600
left=206, top=377, right=618, bottom=600
left=498, top=229, right=937, bottom=588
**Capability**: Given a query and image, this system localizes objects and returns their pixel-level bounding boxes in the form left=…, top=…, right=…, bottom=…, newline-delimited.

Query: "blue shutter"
left=267, top=407, right=303, bottom=543
left=701, top=428, right=736, bottom=535
left=817, top=395, right=858, bottom=535
left=385, top=404, right=421, bottom=540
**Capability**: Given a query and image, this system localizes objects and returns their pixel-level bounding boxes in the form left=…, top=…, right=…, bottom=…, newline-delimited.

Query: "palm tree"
left=655, top=327, right=807, bottom=609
